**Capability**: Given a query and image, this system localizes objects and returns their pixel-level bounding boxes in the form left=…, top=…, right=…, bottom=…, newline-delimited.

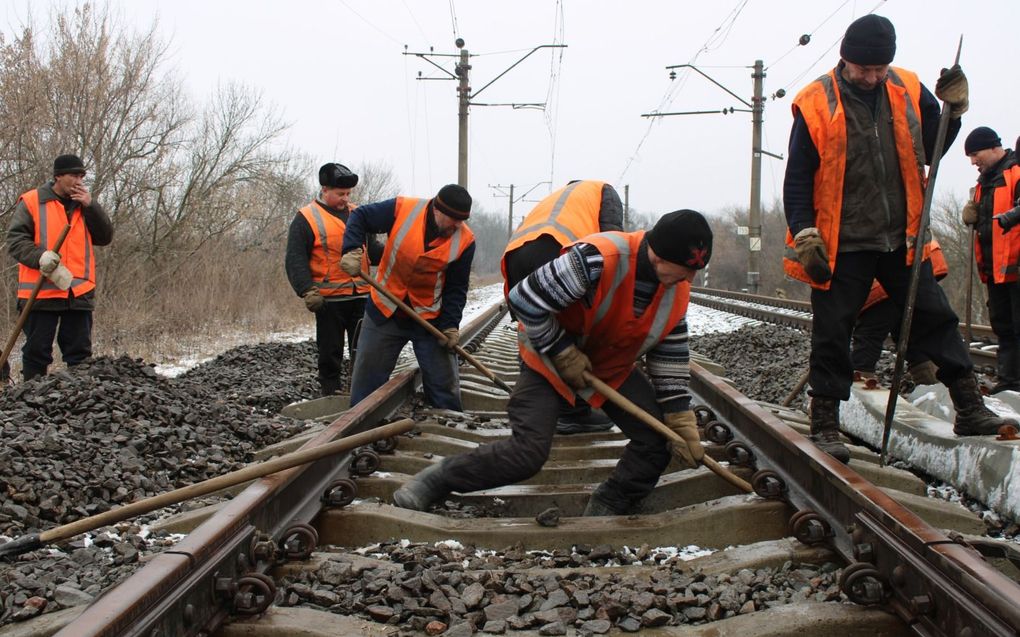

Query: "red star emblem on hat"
left=686, top=246, right=708, bottom=268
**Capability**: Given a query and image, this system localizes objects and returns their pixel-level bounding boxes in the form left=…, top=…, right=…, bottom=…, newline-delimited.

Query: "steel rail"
left=56, top=304, right=508, bottom=637
left=691, top=362, right=1020, bottom=636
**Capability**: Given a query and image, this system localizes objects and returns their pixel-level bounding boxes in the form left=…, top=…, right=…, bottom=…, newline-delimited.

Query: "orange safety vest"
left=372, top=197, right=475, bottom=320
left=500, top=181, right=606, bottom=296
left=299, top=201, right=369, bottom=297
left=17, top=189, right=96, bottom=300
left=519, top=231, right=689, bottom=407
left=783, top=67, right=928, bottom=290
left=974, top=164, right=1020, bottom=284
left=860, top=239, right=947, bottom=312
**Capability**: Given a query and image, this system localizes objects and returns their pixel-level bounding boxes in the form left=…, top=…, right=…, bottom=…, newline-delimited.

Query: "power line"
left=545, top=0, right=566, bottom=188
left=400, top=0, right=430, bottom=43
left=337, top=0, right=402, bottom=45
left=766, top=0, right=851, bottom=72
left=448, top=0, right=460, bottom=41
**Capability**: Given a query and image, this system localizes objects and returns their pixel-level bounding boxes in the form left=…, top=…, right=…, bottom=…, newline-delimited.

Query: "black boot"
left=809, top=397, right=850, bottom=464
left=392, top=460, right=451, bottom=511
left=949, top=375, right=1019, bottom=436
left=991, top=343, right=1020, bottom=394
left=556, top=408, right=613, bottom=435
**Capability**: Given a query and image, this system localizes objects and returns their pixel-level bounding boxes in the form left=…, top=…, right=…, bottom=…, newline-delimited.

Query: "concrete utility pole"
left=405, top=40, right=567, bottom=191
left=490, top=182, right=551, bottom=239
left=642, top=60, right=783, bottom=294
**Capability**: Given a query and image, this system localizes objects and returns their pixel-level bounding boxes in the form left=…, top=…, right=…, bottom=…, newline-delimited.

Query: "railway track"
left=690, top=287, right=998, bottom=371
left=13, top=299, right=1020, bottom=637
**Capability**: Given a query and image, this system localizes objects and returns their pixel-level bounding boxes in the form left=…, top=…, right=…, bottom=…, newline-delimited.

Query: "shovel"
left=582, top=371, right=753, bottom=494
left=0, top=418, right=413, bottom=559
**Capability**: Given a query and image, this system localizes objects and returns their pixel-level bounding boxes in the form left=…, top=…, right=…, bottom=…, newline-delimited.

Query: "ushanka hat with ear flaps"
left=433, top=184, right=472, bottom=220
left=840, top=14, right=896, bottom=65
left=318, top=163, right=358, bottom=188
left=646, top=209, right=713, bottom=270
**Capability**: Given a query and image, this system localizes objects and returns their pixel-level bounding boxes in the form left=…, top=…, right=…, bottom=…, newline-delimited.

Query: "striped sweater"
left=509, top=240, right=691, bottom=412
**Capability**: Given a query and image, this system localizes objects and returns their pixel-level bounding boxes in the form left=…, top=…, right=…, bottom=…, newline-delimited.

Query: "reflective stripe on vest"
left=17, top=189, right=95, bottom=300
left=783, top=66, right=926, bottom=290
left=974, top=164, right=1020, bottom=284
left=299, top=202, right=369, bottom=296
left=501, top=181, right=605, bottom=295
left=371, top=197, right=474, bottom=320
left=518, top=230, right=689, bottom=407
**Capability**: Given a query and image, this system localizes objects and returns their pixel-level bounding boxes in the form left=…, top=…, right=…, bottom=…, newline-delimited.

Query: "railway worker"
left=960, top=127, right=1020, bottom=394
left=783, top=14, right=1013, bottom=462
left=502, top=180, right=623, bottom=434
left=339, top=184, right=475, bottom=411
left=7, top=154, right=113, bottom=381
left=851, top=241, right=947, bottom=385
left=393, top=210, right=712, bottom=516
left=285, top=163, right=374, bottom=397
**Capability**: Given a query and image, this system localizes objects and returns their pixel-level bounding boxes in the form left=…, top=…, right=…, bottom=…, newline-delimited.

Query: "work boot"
left=992, top=343, right=1020, bottom=395
left=908, top=360, right=938, bottom=386
left=583, top=483, right=629, bottom=516
left=392, top=460, right=451, bottom=511
left=949, top=375, right=1019, bottom=436
left=556, top=408, right=613, bottom=435
left=808, top=396, right=850, bottom=464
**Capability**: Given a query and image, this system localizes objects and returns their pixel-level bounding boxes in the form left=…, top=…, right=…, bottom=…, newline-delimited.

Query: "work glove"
left=339, top=248, right=364, bottom=276
left=303, top=288, right=324, bottom=312
left=38, top=250, right=61, bottom=275
left=908, top=360, right=938, bottom=386
left=995, top=206, right=1020, bottom=232
left=961, top=200, right=979, bottom=226
left=935, top=65, right=968, bottom=118
left=440, top=327, right=460, bottom=351
left=551, top=345, right=592, bottom=391
left=47, top=264, right=72, bottom=291
left=793, top=227, right=832, bottom=284
left=664, top=411, right=704, bottom=467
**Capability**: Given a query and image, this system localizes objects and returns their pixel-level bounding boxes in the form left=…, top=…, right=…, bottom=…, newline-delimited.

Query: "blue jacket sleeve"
left=435, top=241, right=475, bottom=330
left=782, top=110, right=820, bottom=237
left=342, top=199, right=398, bottom=253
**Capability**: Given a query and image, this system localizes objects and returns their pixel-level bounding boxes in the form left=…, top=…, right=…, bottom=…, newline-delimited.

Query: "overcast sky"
left=5, top=1, right=1018, bottom=225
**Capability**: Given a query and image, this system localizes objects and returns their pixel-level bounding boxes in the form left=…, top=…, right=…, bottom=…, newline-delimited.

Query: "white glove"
left=39, top=251, right=60, bottom=275
left=47, top=264, right=73, bottom=291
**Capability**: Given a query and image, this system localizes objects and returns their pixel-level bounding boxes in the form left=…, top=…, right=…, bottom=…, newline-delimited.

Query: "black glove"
left=995, top=206, right=1020, bottom=232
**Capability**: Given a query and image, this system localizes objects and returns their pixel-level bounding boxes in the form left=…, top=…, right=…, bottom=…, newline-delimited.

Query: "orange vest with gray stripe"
left=783, top=67, right=927, bottom=290
left=500, top=180, right=605, bottom=296
left=519, top=231, right=689, bottom=407
left=17, top=189, right=95, bottom=300
left=974, top=165, right=1020, bottom=284
left=299, top=201, right=369, bottom=297
left=372, top=197, right=475, bottom=320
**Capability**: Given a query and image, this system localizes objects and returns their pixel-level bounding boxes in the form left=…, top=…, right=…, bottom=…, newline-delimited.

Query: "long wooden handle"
left=0, top=224, right=73, bottom=374
left=583, top=371, right=753, bottom=494
left=358, top=270, right=512, bottom=394
left=36, top=419, right=414, bottom=545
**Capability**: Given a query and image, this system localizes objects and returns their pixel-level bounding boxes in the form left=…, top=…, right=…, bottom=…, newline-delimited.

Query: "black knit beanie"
left=433, top=184, right=472, bottom=220
left=53, top=154, right=86, bottom=176
left=319, top=163, right=359, bottom=188
left=840, top=15, right=896, bottom=65
left=964, top=127, right=1001, bottom=155
left=646, top=209, right=713, bottom=270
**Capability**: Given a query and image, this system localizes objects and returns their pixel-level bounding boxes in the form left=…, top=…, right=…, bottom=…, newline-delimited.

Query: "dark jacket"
left=8, top=182, right=113, bottom=312
left=975, top=149, right=1020, bottom=276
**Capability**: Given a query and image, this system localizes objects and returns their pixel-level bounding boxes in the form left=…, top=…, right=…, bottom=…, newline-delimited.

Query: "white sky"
left=5, top=1, right=1018, bottom=224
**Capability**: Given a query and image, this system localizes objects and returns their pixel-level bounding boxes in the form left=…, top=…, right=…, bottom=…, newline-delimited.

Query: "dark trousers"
left=810, top=247, right=971, bottom=400
left=504, top=237, right=595, bottom=421
left=315, top=297, right=367, bottom=395
left=986, top=280, right=1020, bottom=383
left=850, top=298, right=930, bottom=372
left=21, top=309, right=93, bottom=381
left=349, top=311, right=462, bottom=410
left=443, top=364, right=672, bottom=513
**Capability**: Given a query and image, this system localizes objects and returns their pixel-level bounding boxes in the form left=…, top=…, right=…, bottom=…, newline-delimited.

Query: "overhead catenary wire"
left=448, top=0, right=460, bottom=41
left=544, top=0, right=565, bottom=189
left=337, top=0, right=403, bottom=45
left=765, top=0, right=852, bottom=71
